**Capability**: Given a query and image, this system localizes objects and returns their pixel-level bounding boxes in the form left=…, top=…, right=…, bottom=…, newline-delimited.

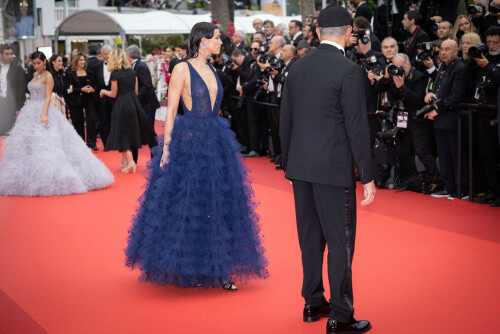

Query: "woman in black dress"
left=47, top=54, right=67, bottom=116
left=100, top=48, right=157, bottom=173
left=67, top=53, right=98, bottom=150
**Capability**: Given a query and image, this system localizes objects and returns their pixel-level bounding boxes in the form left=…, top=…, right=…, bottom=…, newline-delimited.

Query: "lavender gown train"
left=125, top=62, right=269, bottom=288
left=0, top=82, right=114, bottom=196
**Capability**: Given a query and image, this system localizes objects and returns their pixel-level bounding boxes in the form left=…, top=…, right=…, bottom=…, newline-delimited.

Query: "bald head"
left=440, top=39, right=458, bottom=64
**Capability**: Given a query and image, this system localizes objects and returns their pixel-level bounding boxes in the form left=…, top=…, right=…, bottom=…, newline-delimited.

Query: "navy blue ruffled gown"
left=125, top=61, right=269, bottom=288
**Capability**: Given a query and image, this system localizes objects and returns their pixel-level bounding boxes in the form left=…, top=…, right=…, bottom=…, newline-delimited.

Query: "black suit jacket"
left=292, top=33, right=303, bottom=47
left=355, top=3, right=372, bottom=22
left=5, top=62, right=26, bottom=111
left=133, top=59, right=160, bottom=116
left=432, top=59, right=465, bottom=131
left=403, top=27, right=431, bottom=64
left=280, top=43, right=373, bottom=187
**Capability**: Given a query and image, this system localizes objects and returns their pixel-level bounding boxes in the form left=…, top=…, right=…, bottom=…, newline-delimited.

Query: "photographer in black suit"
left=463, top=26, right=500, bottom=206
left=0, top=45, right=26, bottom=136
left=93, top=45, right=114, bottom=150
left=423, top=39, right=468, bottom=200
left=373, top=53, right=439, bottom=191
left=231, top=49, right=253, bottom=152
left=281, top=5, right=374, bottom=334
left=402, top=10, right=431, bottom=65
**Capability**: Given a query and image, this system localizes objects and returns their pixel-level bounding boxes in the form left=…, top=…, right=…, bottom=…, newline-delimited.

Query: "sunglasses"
left=251, top=48, right=259, bottom=51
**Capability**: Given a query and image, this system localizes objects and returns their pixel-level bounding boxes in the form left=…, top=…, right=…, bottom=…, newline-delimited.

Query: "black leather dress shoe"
left=303, top=303, right=330, bottom=322
left=326, top=319, right=371, bottom=333
left=475, top=192, right=497, bottom=204
left=490, top=196, right=500, bottom=207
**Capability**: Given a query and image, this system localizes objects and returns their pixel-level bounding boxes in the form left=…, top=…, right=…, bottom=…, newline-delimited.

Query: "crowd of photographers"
left=174, top=1, right=500, bottom=207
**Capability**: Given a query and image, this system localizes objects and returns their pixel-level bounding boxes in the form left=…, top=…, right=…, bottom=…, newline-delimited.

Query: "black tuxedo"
left=355, top=2, right=372, bottom=22
left=94, top=60, right=114, bottom=147
left=133, top=59, right=160, bottom=128
left=280, top=43, right=372, bottom=323
left=0, top=62, right=26, bottom=136
left=403, top=26, right=431, bottom=65
left=291, top=32, right=303, bottom=47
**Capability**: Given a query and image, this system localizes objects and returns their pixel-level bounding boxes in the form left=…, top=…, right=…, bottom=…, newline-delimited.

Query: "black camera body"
left=352, top=29, right=371, bottom=46
left=376, top=100, right=405, bottom=141
left=254, top=77, right=269, bottom=100
left=221, top=55, right=236, bottom=70
left=387, top=64, right=405, bottom=77
left=364, top=55, right=384, bottom=75
left=468, top=44, right=489, bottom=59
left=490, top=5, right=500, bottom=14
left=467, top=4, right=485, bottom=15
left=417, top=42, right=436, bottom=62
left=415, top=97, right=440, bottom=118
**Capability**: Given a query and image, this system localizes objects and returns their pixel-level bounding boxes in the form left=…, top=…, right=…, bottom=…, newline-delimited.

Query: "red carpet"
left=1, top=126, right=499, bottom=334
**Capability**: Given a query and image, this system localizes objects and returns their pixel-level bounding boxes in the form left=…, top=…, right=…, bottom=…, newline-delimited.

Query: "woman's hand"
left=41, top=114, right=49, bottom=126
left=99, top=89, right=106, bottom=98
left=160, top=149, right=170, bottom=167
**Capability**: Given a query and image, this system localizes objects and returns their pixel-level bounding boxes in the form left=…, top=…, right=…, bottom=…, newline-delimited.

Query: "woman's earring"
left=201, top=41, right=208, bottom=49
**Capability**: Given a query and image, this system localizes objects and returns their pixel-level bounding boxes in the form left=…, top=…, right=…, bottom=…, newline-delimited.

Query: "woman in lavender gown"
left=0, top=51, right=114, bottom=196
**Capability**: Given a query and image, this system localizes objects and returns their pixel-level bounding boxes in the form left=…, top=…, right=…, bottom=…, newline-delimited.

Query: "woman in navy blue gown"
left=125, top=22, right=269, bottom=290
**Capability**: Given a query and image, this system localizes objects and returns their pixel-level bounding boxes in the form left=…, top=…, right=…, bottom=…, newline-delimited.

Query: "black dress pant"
left=70, top=96, right=97, bottom=145
left=266, top=93, right=281, bottom=155
left=409, top=119, right=439, bottom=180
left=231, top=98, right=249, bottom=149
left=396, top=129, right=417, bottom=181
left=435, top=128, right=468, bottom=194
left=478, top=115, right=500, bottom=195
left=247, top=99, right=268, bottom=153
left=97, top=97, right=114, bottom=147
left=292, top=180, right=356, bottom=323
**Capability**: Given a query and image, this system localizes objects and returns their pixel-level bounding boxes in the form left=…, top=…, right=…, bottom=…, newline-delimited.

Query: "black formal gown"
left=106, top=68, right=157, bottom=151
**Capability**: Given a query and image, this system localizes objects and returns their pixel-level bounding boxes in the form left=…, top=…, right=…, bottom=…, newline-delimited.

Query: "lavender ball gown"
left=0, top=82, right=114, bottom=196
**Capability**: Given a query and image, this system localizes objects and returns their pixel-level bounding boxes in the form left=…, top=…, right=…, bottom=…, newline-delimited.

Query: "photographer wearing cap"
left=470, top=0, right=500, bottom=36
left=373, top=53, right=439, bottom=191
left=463, top=26, right=500, bottom=206
left=280, top=5, right=374, bottom=333
left=422, top=39, right=468, bottom=200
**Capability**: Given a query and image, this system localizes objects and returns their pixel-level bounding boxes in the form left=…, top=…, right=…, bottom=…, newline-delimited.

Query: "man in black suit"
left=0, top=45, right=26, bottom=136
left=354, top=0, right=372, bottom=23
left=280, top=5, right=375, bottom=334
left=402, top=10, right=431, bottom=65
left=288, top=20, right=304, bottom=47
left=169, top=42, right=188, bottom=115
left=93, top=45, right=114, bottom=150
left=423, top=40, right=467, bottom=200
left=126, top=44, right=160, bottom=162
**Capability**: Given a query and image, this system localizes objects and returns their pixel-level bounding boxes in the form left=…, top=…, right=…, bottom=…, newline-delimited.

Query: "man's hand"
left=424, top=110, right=438, bottom=120
left=424, top=92, right=437, bottom=104
left=262, top=82, right=268, bottom=90
left=423, top=57, right=434, bottom=69
left=269, top=68, right=278, bottom=76
left=16, top=110, right=20, bottom=116
left=358, top=41, right=371, bottom=55
left=393, top=74, right=404, bottom=88
left=474, top=54, right=489, bottom=68
left=237, top=87, right=243, bottom=96
left=361, top=180, right=376, bottom=206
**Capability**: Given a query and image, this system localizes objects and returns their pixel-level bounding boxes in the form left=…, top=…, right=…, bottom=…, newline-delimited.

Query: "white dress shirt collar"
left=320, top=40, right=345, bottom=55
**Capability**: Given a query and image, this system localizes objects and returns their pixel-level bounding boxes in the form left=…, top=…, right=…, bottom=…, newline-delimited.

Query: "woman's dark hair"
left=31, top=51, right=47, bottom=62
left=187, top=22, right=218, bottom=59
left=166, top=45, right=175, bottom=52
left=48, top=54, right=63, bottom=75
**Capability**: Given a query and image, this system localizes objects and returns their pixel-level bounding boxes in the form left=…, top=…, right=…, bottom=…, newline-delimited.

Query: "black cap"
left=318, top=5, right=352, bottom=28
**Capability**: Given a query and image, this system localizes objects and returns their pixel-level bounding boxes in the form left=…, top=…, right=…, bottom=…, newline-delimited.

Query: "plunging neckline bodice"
left=182, top=61, right=222, bottom=116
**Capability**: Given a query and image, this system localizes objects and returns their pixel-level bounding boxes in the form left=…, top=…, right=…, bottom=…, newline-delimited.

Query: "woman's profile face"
left=459, top=17, right=471, bottom=32
left=164, top=47, right=174, bottom=60
left=205, top=29, right=223, bottom=55
left=52, top=56, right=63, bottom=71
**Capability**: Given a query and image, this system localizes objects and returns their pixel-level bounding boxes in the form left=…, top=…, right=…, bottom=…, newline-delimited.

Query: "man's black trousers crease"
left=409, top=119, right=439, bottom=179
left=247, top=100, right=268, bottom=153
left=292, top=180, right=356, bottom=323
left=266, top=94, right=281, bottom=155
left=434, top=129, right=468, bottom=194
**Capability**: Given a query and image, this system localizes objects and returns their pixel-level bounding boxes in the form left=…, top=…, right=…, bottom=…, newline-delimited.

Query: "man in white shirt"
left=288, top=20, right=304, bottom=47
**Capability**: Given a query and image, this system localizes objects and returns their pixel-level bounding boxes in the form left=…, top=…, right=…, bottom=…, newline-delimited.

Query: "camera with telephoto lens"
left=467, top=4, right=485, bottom=15
left=415, top=97, right=441, bottom=118
left=352, top=29, right=371, bottom=46
left=417, top=42, right=436, bottom=62
left=468, top=44, right=489, bottom=59
left=255, top=45, right=270, bottom=61
left=220, top=55, right=236, bottom=70
left=387, top=64, right=405, bottom=77
left=376, top=100, right=405, bottom=141
left=254, top=77, right=269, bottom=100
left=364, top=55, right=384, bottom=75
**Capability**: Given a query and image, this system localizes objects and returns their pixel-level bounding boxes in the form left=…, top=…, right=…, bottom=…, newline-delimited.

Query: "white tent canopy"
left=54, top=9, right=302, bottom=49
